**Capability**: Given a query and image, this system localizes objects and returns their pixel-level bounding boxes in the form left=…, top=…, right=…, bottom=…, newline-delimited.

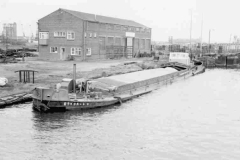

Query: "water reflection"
left=32, top=103, right=121, bottom=131
left=1, top=69, right=240, bottom=159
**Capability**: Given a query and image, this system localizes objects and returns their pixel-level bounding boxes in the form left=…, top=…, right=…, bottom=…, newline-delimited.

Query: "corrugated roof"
left=61, top=8, right=148, bottom=28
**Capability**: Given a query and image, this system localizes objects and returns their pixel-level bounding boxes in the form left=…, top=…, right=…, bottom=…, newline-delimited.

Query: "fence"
left=198, top=54, right=240, bottom=68
left=105, top=46, right=128, bottom=59
left=105, top=45, right=151, bottom=59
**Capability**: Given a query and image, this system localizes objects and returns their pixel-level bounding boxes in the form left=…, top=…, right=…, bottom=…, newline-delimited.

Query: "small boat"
left=32, top=57, right=205, bottom=112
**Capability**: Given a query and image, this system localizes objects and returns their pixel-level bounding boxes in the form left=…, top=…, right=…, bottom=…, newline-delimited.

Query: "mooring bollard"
left=15, top=70, right=38, bottom=83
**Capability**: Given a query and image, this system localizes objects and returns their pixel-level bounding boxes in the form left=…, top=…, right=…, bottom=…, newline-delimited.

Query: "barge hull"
left=32, top=66, right=199, bottom=112
left=32, top=62, right=205, bottom=112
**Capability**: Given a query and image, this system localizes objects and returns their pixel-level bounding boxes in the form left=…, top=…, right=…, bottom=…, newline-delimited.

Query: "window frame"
left=54, top=31, right=66, bottom=38
left=76, top=48, right=81, bottom=55
left=71, top=47, right=82, bottom=55
left=50, top=47, right=58, bottom=53
left=67, top=31, right=75, bottom=40
left=71, top=47, right=76, bottom=55
left=39, top=32, right=49, bottom=39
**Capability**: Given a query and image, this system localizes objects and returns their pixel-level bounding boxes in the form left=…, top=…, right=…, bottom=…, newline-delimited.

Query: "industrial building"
left=38, top=8, right=151, bottom=60
left=2, top=23, right=17, bottom=40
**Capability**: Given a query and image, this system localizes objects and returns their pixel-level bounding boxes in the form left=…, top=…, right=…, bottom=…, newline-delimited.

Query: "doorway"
left=60, top=47, right=65, bottom=60
left=126, top=37, right=133, bottom=58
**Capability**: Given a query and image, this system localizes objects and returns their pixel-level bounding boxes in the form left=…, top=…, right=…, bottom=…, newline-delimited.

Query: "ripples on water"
left=1, top=69, right=240, bottom=159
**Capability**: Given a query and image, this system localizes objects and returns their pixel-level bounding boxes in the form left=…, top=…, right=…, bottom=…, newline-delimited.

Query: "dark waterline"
left=1, top=69, right=240, bottom=159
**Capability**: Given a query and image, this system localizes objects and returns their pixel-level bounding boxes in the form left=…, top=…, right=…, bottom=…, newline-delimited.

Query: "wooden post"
left=33, top=71, right=35, bottom=83
left=19, top=71, right=21, bottom=82
left=26, top=71, right=28, bottom=82
left=28, top=71, right=30, bottom=83
left=23, top=71, right=25, bottom=83
left=15, top=70, right=37, bottom=84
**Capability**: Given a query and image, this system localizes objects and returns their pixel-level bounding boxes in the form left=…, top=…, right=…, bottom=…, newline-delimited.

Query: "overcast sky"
left=0, top=0, right=239, bottom=43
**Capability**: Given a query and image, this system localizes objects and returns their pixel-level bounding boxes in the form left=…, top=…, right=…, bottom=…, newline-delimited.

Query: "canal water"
left=1, top=69, right=240, bottom=159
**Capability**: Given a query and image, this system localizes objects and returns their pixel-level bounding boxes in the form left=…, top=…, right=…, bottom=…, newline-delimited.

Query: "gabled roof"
left=60, top=8, right=148, bottom=28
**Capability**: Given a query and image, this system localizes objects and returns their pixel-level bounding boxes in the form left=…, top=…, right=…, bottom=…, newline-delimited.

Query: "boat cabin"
left=169, top=52, right=190, bottom=66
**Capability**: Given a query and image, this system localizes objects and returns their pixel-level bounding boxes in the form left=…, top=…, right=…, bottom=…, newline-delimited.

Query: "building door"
left=60, top=47, right=65, bottom=60
left=126, top=37, right=133, bottom=58
left=99, top=37, right=106, bottom=58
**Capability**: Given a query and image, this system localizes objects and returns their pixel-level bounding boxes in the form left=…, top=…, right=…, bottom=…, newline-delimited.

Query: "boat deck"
left=92, top=67, right=179, bottom=89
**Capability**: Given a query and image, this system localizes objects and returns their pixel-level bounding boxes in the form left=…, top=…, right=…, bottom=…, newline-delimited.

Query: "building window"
left=147, top=28, right=151, bottom=33
left=115, top=25, right=121, bottom=30
left=115, top=37, right=121, bottom=46
left=71, top=47, right=82, bottom=55
left=71, top=48, right=75, bottom=55
left=94, top=33, right=97, bottom=38
left=50, top=47, right=58, bottom=53
left=140, top=28, right=145, bottom=32
left=136, top=28, right=140, bottom=32
left=39, top=32, right=49, bottom=39
left=107, top=24, right=114, bottom=30
left=107, top=37, right=114, bottom=45
left=76, top=48, right=81, bottom=55
left=86, top=48, right=91, bottom=56
left=84, top=33, right=87, bottom=38
left=89, top=33, right=92, bottom=38
left=54, top=31, right=66, bottom=37
left=128, top=27, right=132, bottom=31
left=122, top=26, right=127, bottom=31
left=67, top=31, right=75, bottom=40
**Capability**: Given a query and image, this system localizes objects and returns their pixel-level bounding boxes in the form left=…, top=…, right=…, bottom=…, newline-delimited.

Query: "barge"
left=32, top=57, right=205, bottom=112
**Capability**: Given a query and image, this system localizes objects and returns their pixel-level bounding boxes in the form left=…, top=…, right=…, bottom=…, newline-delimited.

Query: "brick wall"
left=38, top=9, right=151, bottom=61
left=38, top=9, right=84, bottom=60
left=84, top=22, right=151, bottom=59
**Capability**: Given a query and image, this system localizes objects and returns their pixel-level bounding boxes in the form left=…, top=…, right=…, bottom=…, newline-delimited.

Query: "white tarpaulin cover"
left=0, top=77, right=8, bottom=86
left=89, top=67, right=178, bottom=91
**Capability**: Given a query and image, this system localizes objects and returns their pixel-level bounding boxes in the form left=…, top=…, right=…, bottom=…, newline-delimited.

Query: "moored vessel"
left=32, top=54, right=205, bottom=112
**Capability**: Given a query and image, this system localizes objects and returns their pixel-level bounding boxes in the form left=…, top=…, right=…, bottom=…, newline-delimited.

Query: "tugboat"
left=32, top=53, right=205, bottom=112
